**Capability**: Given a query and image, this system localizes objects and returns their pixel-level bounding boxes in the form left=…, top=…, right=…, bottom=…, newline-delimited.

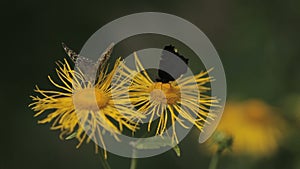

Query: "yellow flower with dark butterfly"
left=209, top=99, right=286, bottom=157
left=29, top=58, right=143, bottom=158
left=118, top=52, right=218, bottom=142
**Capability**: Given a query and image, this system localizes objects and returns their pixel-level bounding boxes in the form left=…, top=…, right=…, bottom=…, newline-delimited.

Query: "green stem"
left=130, top=150, right=137, bottom=169
left=130, top=158, right=137, bottom=169
left=208, top=151, right=220, bottom=169
left=207, top=131, right=233, bottom=169
left=99, top=150, right=112, bottom=169
left=102, top=159, right=112, bottom=169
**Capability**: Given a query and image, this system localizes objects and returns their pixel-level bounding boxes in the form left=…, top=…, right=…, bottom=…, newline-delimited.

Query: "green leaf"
left=131, top=136, right=180, bottom=157
left=65, top=131, right=77, bottom=140
left=172, top=145, right=181, bottom=157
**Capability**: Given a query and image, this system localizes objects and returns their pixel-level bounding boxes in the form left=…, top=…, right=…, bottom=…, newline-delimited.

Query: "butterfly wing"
left=97, top=43, right=114, bottom=71
left=62, top=42, right=114, bottom=83
left=157, top=45, right=189, bottom=83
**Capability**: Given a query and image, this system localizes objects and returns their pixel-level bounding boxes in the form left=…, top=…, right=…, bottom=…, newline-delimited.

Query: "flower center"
left=149, top=82, right=180, bottom=105
left=243, top=100, right=270, bottom=123
left=73, top=88, right=110, bottom=111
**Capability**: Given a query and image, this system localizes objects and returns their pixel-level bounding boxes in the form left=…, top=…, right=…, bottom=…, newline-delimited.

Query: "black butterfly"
left=156, top=45, right=189, bottom=83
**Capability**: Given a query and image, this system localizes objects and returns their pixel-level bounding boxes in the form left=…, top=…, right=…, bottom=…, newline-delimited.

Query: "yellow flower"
left=29, top=58, right=143, bottom=158
left=209, top=99, right=286, bottom=157
left=118, top=53, right=218, bottom=142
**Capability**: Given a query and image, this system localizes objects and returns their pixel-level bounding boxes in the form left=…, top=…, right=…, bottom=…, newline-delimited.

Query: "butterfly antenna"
left=61, top=42, right=79, bottom=62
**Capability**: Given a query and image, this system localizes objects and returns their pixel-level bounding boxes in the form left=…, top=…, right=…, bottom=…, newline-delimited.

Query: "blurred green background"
left=1, top=0, right=300, bottom=169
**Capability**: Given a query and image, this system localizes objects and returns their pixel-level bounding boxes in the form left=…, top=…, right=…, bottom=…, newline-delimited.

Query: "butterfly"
left=61, top=42, right=114, bottom=83
left=156, top=45, right=189, bottom=83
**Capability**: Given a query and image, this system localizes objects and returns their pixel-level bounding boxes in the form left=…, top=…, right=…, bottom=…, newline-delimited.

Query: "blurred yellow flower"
left=119, top=53, right=218, bottom=142
left=209, top=99, right=286, bottom=157
left=29, top=58, right=143, bottom=158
